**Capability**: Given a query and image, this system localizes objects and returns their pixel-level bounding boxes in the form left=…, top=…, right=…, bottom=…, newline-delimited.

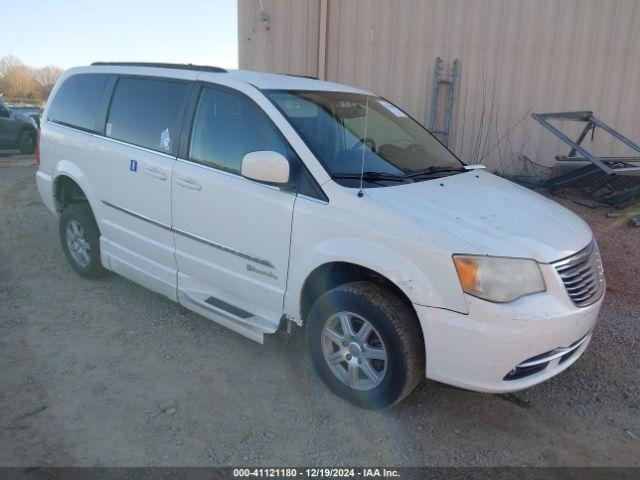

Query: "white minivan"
left=36, top=62, right=604, bottom=408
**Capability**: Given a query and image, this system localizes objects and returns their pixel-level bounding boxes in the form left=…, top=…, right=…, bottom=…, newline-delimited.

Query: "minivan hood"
left=365, top=171, right=592, bottom=263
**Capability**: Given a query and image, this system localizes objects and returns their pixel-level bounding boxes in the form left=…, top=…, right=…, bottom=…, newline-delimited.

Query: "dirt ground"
left=1, top=153, right=639, bottom=467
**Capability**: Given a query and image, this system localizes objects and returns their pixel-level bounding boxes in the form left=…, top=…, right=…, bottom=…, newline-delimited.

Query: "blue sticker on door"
left=129, top=159, right=138, bottom=172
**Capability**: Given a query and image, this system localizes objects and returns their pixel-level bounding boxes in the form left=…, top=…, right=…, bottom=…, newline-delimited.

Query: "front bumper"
left=35, top=170, right=56, bottom=214
left=415, top=265, right=603, bottom=393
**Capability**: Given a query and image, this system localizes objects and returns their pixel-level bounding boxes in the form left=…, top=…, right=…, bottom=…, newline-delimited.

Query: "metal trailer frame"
left=531, top=111, right=640, bottom=207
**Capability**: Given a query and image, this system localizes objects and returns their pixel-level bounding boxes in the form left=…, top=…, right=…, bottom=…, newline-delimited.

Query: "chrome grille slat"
left=560, top=271, right=594, bottom=285
left=555, top=247, right=591, bottom=264
left=564, top=271, right=595, bottom=287
left=567, top=284, right=596, bottom=297
left=572, top=291, right=597, bottom=302
left=559, top=265, right=592, bottom=280
left=566, top=276, right=596, bottom=291
left=557, top=257, right=590, bottom=273
left=517, top=332, right=592, bottom=368
left=566, top=280, right=595, bottom=293
left=553, top=240, right=605, bottom=307
left=504, top=332, right=593, bottom=381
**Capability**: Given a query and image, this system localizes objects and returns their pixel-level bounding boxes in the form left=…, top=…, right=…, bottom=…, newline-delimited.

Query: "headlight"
left=453, top=255, right=545, bottom=303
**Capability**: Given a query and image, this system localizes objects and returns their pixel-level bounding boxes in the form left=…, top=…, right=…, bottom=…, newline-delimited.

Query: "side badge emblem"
left=129, top=159, right=138, bottom=172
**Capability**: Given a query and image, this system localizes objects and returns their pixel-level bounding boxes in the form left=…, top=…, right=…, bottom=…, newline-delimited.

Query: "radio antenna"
left=357, top=27, right=375, bottom=198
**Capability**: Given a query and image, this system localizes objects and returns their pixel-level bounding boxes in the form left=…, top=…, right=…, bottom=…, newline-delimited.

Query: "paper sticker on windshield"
left=160, top=128, right=171, bottom=151
left=106, top=122, right=112, bottom=136
left=378, top=99, right=407, bottom=118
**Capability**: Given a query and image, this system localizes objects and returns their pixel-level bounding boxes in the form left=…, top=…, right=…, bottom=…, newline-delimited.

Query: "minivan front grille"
left=553, top=241, right=605, bottom=307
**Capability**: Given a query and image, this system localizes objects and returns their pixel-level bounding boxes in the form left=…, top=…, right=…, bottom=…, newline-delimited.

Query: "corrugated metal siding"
left=239, top=0, right=320, bottom=77
left=239, top=0, right=640, bottom=173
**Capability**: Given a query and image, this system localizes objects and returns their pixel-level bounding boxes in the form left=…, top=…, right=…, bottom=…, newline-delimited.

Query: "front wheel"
left=59, top=203, right=105, bottom=279
left=305, top=281, right=425, bottom=409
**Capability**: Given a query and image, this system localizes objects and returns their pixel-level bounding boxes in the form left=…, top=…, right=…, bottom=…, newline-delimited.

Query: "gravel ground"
left=0, top=153, right=639, bottom=467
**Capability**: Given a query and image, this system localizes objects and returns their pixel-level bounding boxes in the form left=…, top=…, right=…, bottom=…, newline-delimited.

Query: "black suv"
left=0, top=97, right=38, bottom=154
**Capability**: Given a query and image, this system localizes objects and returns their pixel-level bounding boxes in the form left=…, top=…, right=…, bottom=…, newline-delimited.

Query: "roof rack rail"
left=91, top=62, right=227, bottom=73
left=285, top=73, right=319, bottom=80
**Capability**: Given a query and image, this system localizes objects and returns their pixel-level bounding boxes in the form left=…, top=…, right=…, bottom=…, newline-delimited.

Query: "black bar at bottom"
left=0, top=467, right=638, bottom=480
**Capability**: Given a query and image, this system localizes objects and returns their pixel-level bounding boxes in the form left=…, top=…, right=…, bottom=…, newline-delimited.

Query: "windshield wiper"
left=331, top=166, right=468, bottom=184
left=404, top=165, right=468, bottom=178
left=332, top=171, right=407, bottom=182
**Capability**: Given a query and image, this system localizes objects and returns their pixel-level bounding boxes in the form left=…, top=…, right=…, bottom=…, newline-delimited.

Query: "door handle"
left=144, top=167, right=167, bottom=181
left=176, top=177, right=202, bottom=191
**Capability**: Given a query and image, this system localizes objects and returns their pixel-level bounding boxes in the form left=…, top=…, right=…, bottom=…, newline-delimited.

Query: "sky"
left=1, top=0, right=238, bottom=70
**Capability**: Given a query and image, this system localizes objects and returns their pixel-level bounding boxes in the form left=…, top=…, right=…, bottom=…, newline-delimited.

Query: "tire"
left=18, top=130, right=35, bottom=154
left=59, top=203, right=105, bottom=279
left=306, top=281, right=425, bottom=409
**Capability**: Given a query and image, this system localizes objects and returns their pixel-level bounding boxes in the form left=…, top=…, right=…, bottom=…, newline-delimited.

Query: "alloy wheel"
left=65, top=219, right=91, bottom=268
left=321, top=311, right=388, bottom=390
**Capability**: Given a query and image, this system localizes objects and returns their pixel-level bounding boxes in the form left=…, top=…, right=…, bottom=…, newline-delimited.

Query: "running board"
left=177, top=288, right=278, bottom=344
left=204, top=296, right=253, bottom=319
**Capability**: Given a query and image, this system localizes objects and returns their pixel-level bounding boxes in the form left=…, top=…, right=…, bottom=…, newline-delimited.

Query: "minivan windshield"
left=266, top=90, right=464, bottom=187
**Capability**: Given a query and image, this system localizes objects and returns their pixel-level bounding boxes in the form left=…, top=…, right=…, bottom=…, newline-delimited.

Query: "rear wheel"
left=18, top=130, right=35, bottom=154
left=306, top=281, right=425, bottom=409
left=59, top=203, right=105, bottom=279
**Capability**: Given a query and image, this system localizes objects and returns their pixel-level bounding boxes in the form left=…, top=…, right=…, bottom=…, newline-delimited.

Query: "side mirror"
left=0, top=107, right=10, bottom=118
left=241, top=151, right=290, bottom=185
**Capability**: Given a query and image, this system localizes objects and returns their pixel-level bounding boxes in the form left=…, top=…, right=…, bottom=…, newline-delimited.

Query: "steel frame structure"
left=532, top=111, right=640, bottom=207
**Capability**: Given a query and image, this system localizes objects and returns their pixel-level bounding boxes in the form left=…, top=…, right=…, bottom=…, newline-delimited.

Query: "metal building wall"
left=239, top=0, right=640, bottom=173
left=238, top=0, right=321, bottom=78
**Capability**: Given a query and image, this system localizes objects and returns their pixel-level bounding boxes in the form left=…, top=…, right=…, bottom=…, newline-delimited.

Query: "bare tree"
left=0, top=55, right=23, bottom=77
left=35, top=65, right=64, bottom=100
left=0, top=65, right=41, bottom=102
left=0, top=55, right=63, bottom=104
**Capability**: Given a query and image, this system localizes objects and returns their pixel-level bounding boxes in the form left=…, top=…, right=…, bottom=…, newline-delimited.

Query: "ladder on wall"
left=428, top=57, right=460, bottom=147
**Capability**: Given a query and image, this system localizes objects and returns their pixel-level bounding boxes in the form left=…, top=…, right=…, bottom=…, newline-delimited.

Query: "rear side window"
left=48, top=74, right=110, bottom=132
left=106, top=77, right=188, bottom=155
left=189, top=87, right=289, bottom=174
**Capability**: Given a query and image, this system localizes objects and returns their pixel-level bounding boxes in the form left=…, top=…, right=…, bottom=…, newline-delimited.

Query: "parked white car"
left=36, top=63, right=605, bottom=408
